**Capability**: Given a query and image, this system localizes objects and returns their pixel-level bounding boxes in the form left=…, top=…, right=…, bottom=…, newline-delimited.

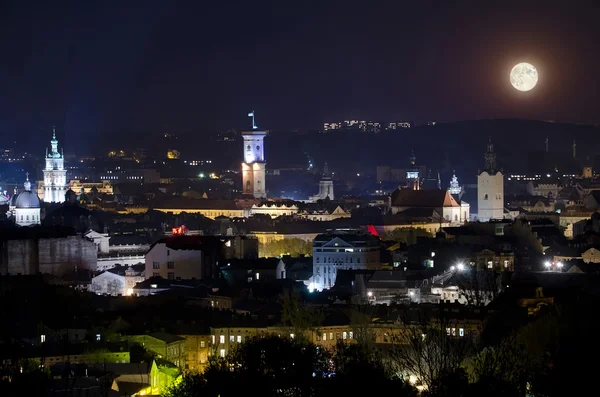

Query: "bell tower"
left=241, top=112, right=267, bottom=198
left=477, top=137, right=504, bottom=221
left=42, top=126, right=67, bottom=203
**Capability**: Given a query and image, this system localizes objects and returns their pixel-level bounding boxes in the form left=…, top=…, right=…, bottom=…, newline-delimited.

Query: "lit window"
left=255, top=272, right=260, bottom=280
left=451, top=328, right=456, bottom=336
left=343, top=332, right=347, bottom=340
left=237, top=335, right=242, bottom=343
left=487, top=261, right=493, bottom=269
left=219, top=335, right=225, bottom=344
left=41, top=334, right=46, bottom=343
left=201, top=341, right=206, bottom=348
left=96, top=334, right=101, bottom=341
left=329, top=332, right=333, bottom=340
left=230, top=335, right=235, bottom=343
left=290, top=333, right=295, bottom=339
left=459, top=328, right=465, bottom=337
left=446, top=328, right=451, bottom=336
left=220, top=349, right=225, bottom=358
left=211, top=335, right=215, bottom=345
left=349, top=332, right=353, bottom=339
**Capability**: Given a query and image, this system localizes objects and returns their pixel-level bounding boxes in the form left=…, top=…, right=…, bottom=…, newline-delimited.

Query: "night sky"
left=0, top=1, right=599, bottom=153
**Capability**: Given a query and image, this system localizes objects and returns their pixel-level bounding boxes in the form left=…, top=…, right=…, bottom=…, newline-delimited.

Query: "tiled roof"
left=390, top=189, right=459, bottom=208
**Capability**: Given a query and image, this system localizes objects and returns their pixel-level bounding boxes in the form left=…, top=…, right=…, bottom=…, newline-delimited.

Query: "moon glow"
left=510, top=62, right=538, bottom=92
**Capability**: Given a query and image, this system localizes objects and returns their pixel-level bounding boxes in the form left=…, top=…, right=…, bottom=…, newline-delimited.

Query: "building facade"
left=477, top=138, right=504, bottom=221
left=311, top=232, right=381, bottom=291
left=42, top=127, right=67, bottom=203
left=241, top=130, right=267, bottom=198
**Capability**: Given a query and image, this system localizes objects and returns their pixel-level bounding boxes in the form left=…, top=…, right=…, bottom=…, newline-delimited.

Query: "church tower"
left=406, top=149, right=420, bottom=190
left=43, top=127, right=67, bottom=203
left=310, top=162, right=334, bottom=201
left=477, top=137, right=504, bottom=221
left=241, top=114, right=267, bottom=198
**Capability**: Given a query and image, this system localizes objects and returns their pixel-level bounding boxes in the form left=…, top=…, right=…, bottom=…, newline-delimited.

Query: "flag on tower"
left=248, top=112, right=254, bottom=117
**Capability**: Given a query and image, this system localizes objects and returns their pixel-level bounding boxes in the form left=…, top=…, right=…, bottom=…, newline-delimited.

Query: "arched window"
left=256, top=145, right=260, bottom=151
left=246, top=145, right=251, bottom=151
left=26, top=215, right=29, bottom=221
left=454, top=214, right=458, bottom=221
left=484, top=194, right=488, bottom=200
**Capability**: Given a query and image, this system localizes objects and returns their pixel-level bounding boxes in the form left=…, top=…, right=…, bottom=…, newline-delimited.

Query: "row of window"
left=19, top=214, right=39, bottom=222
left=152, top=272, right=175, bottom=279
left=316, top=256, right=361, bottom=264
left=152, top=261, right=175, bottom=269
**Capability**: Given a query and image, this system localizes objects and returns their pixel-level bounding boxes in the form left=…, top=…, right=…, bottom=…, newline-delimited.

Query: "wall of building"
left=477, top=171, right=504, bottom=221
left=145, top=243, right=207, bottom=280
left=38, top=236, right=97, bottom=275
left=1, top=236, right=96, bottom=276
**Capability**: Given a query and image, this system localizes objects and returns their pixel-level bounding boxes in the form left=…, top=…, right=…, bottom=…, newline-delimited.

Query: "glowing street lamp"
left=456, top=263, right=465, bottom=271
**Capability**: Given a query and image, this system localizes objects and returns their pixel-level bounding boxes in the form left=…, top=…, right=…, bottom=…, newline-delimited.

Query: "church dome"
left=0, top=190, right=8, bottom=206
left=15, top=174, right=41, bottom=209
left=16, top=191, right=41, bottom=209
left=9, top=192, right=19, bottom=207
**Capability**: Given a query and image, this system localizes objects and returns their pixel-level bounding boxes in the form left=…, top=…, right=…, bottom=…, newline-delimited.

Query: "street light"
left=544, top=261, right=551, bottom=268
left=456, top=263, right=465, bottom=271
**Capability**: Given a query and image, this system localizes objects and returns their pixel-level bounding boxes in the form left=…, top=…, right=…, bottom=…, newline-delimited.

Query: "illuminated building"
left=42, top=127, right=67, bottom=203
left=448, top=170, right=462, bottom=195
left=386, top=121, right=412, bottom=130
left=90, top=264, right=145, bottom=296
left=309, top=162, right=334, bottom=201
left=241, top=130, right=267, bottom=198
left=310, top=231, right=381, bottom=291
left=167, top=149, right=181, bottom=159
left=477, top=138, right=504, bottom=221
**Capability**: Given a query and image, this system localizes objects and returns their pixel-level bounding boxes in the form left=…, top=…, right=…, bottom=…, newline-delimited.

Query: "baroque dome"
left=15, top=174, right=41, bottom=209
left=16, top=190, right=41, bottom=209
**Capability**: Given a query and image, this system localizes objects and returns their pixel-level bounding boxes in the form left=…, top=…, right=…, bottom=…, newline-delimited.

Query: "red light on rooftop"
left=367, top=224, right=379, bottom=237
left=172, top=225, right=188, bottom=235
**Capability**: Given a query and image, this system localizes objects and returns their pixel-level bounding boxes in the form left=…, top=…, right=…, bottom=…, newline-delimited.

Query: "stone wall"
left=0, top=236, right=97, bottom=276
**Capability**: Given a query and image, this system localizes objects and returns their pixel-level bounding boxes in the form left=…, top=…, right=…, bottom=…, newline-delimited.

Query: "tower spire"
left=52, top=125, right=56, bottom=140
left=573, top=140, right=576, bottom=159
left=483, top=137, right=497, bottom=173
left=545, top=137, right=548, bottom=153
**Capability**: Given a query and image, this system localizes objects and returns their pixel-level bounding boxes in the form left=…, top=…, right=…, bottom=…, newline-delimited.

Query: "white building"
left=145, top=236, right=218, bottom=280
left=310, top=232, right=381, bottom=291
left=477, top=138, right=504, bottom=222
left=12, top=174, right=41, bottom=227
left=241, top=130, right=267, bottom=198
left=246, top=202, right=299, bottom=218
left=84, top=230, right=148, bottom=271
left=90, top=265, right=145, bottom=296
left=42, top=127, right=67, bottom=203
left=309, top=162, right=334, bottom=201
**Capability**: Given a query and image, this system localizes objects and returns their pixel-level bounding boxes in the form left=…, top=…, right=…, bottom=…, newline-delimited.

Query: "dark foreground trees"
left=166, top=335, right=417, bottom=397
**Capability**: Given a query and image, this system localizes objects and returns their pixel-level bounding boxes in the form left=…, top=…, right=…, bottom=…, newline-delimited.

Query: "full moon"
left=510, top=62, right=538, bottom=91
